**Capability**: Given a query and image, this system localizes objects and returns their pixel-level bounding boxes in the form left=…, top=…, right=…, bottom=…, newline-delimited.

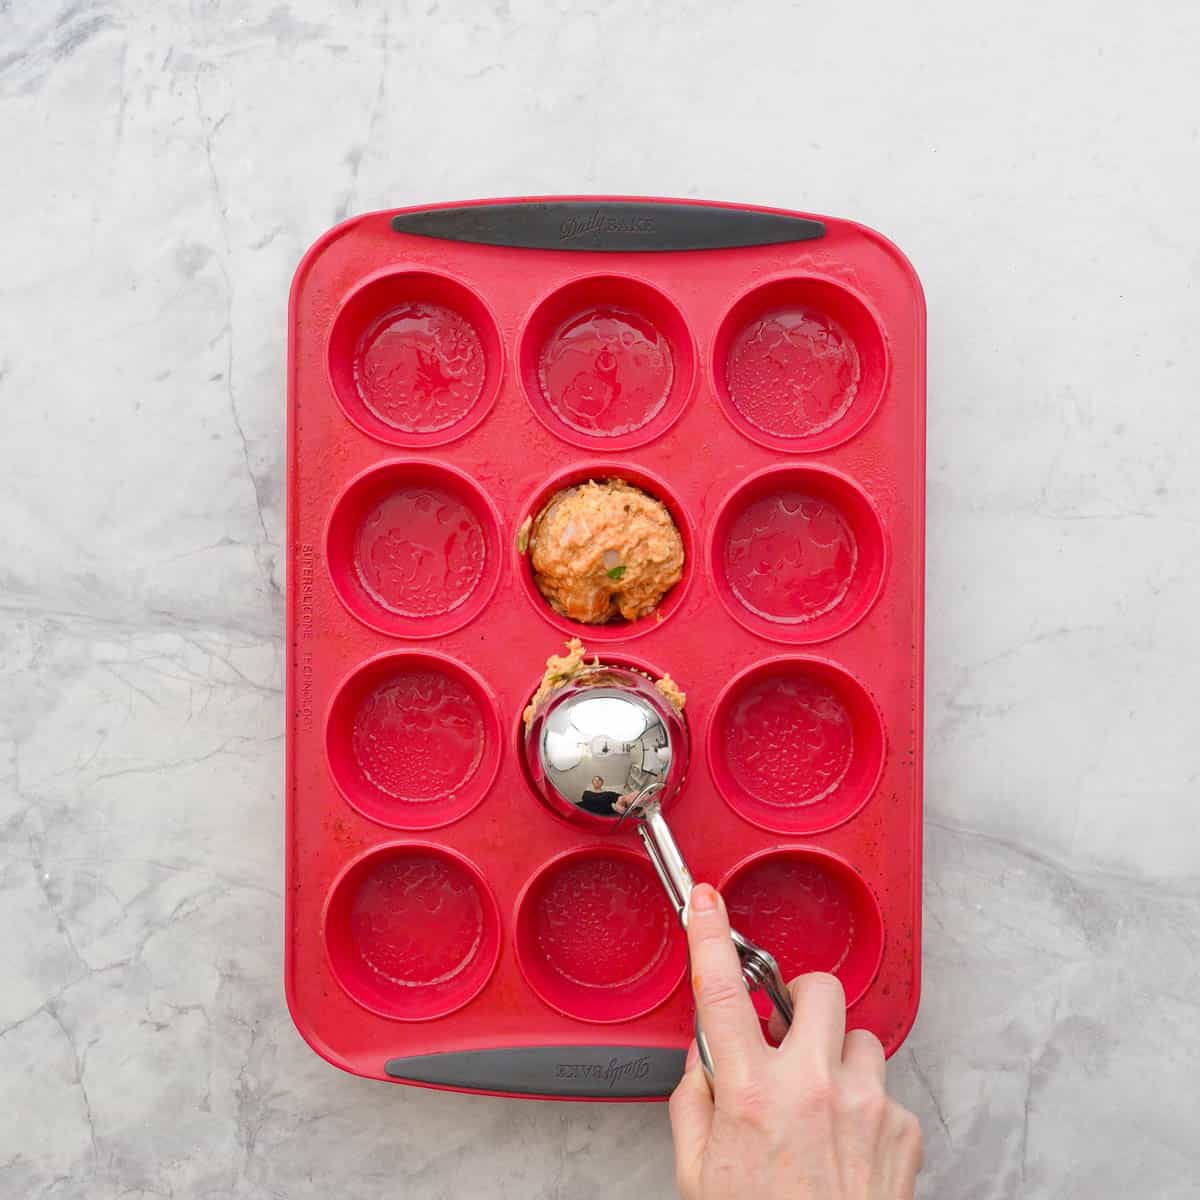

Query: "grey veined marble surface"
left=2, top=1, right=1199, bottom=1197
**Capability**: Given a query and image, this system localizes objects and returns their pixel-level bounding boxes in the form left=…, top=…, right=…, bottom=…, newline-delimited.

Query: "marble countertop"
left=3, top=1, right=1198, bottom=1197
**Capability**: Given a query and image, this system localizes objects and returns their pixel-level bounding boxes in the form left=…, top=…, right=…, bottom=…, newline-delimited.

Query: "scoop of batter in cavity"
left=522, top=637, right=593, bottom=727
left=528, top=479, right=684, bottom=624
left=522, top=639, right=686, bottom=728
left=655, top=673, right=686, bottom=712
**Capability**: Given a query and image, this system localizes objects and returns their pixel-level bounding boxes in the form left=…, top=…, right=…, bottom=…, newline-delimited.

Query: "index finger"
left=686, top=884, right=764, bottom=1081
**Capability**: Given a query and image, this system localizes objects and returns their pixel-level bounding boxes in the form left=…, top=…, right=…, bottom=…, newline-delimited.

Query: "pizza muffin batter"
left=654, top=673, right=687, bottom=712
left=527, top=479, right=684, bottom=624
left=522, top=638, right=687, bottom=728
left=522, top=637, right=593, bottom=726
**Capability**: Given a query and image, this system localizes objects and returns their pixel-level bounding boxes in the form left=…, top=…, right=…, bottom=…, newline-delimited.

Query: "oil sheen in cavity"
left=351, top=855, right=484, bottom=987
left=354, top=302, right=485, bottom=433
left=726, top=307, right=859, bottom=438
left=351, top=670, right=484, bottom=802
left=538, top=306, right=673, bottom=437
left=725, top=674, right=854, bottom=807
left=534, top=858, right=670, bottom=988
left=724, top=491, right=857, bottom=623
left=354, top=486, right=485, bottom=617
left=726, top=859, right=855, bottom=978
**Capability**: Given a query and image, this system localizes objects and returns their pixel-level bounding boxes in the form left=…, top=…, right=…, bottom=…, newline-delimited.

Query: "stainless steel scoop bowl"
left=522, top=664, right=689, bottom=827
left=523, top=665, right=793, bottom=1083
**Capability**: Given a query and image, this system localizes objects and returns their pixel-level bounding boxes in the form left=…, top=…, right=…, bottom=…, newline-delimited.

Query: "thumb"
left=668, top=1041, right=712, bottom=1199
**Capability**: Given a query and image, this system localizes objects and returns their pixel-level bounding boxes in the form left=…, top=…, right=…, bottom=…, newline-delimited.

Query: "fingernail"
left=690, top=883, right=718, bottom=913
left=685, top=1040, right=700, bottom=1071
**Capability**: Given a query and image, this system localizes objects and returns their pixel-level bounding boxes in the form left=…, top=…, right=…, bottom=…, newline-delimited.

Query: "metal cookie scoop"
left=523, top=666, right=794, bottom=1081
left=524, top=664, right=687, bottom=828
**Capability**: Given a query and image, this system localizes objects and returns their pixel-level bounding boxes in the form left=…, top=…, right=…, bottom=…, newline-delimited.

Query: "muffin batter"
left=522, top=638, right=686, bottom=728
left=522, top=637, right=594, bottom=727
left=655, top=674, right=686, bottom=712
left=527, top=479, right=684, bottom=624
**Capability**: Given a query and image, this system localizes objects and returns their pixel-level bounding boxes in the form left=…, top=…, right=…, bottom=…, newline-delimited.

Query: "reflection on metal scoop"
left=525, top=666, right=793, bottom=1083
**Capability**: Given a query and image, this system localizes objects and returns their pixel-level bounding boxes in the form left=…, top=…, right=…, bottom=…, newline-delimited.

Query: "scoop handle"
left=637, top=807, right=695, bottom=916
left=636, top=809, right=715, bottom=1087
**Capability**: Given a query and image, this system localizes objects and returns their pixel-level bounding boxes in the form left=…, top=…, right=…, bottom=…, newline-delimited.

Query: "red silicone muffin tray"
left=285, top=197, right=925, bottom=1100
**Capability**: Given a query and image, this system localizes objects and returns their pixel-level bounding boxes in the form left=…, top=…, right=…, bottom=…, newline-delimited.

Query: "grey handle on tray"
left=390, top=200, right=825, bottom=252
left=385, top=1045, right=686, bottom=1098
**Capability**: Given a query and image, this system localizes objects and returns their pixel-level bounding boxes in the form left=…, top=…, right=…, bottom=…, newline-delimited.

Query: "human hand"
left=669, top=884, right=922, bottom=1199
